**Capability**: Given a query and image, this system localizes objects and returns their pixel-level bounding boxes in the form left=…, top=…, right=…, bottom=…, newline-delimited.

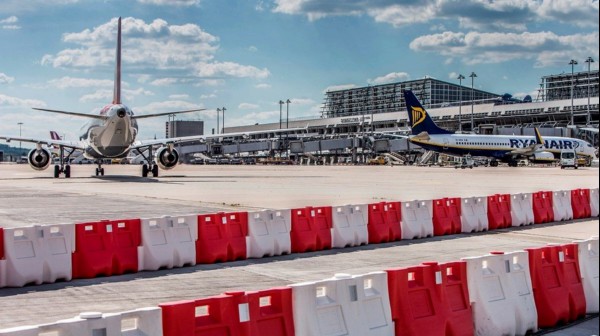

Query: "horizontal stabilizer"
left=32, top=108, right=108, bottom=120
left=132, top=109, right=206, bottom=119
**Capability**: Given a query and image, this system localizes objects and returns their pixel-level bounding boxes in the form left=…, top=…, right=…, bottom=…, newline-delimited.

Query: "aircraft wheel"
left=142, top=164, right=149, bottom=177
left=151, top=164, right=159, bottom=177
left=64, top=165, right=71, bottom=178
left=54, top=165, right=60, bottom=178
left=100, top=168, right=105, bottom=176
left=95, top=168, right=100, bottom=176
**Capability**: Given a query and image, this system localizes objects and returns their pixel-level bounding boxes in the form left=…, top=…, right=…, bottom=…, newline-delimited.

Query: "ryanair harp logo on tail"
left=411, top=107, right=426, bottom=128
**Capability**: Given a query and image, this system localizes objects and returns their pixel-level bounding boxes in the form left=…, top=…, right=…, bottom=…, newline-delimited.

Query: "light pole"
left=279, top=100, right=284, bottom=129
left=569, top=59, right=578, bottom=125
left=216, top=108, right=221, bottom=134
left=285, top=99, right=291, bottom=128
left=457, top=74, right=465, bottom=133
left=469, top=72, right=477, bottom=132
left=221, top=107, right=226, bottom=133
left=585, top=57, right=594, bottom=125
left=17, top=122, right=23, bottom=154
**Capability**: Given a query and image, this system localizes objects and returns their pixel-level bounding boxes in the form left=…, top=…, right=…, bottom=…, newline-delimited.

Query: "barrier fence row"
left=0, top=188, right=597, bottom=288
left=1, top=236, right=597, bottom=335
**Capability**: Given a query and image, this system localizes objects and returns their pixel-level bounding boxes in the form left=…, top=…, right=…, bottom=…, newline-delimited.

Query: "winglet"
left=112, top=17, right=122, bottom=104
left=534, top=127, right=544, bottom=145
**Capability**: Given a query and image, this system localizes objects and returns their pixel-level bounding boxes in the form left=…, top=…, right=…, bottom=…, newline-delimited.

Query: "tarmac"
left=0, top=163, right=598, bottom=334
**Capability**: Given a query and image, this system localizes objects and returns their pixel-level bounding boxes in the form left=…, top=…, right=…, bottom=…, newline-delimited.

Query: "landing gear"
left=95, top=161, right=105, bottom=176
left=54, top=146, right=75, bottom=178
left=137, top=146, right=159, bottom=178
left=490, top=160, right=499, bottom=167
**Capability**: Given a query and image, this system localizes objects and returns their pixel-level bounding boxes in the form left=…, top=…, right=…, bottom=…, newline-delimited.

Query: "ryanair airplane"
left=402, top=90, right=596, bottom=167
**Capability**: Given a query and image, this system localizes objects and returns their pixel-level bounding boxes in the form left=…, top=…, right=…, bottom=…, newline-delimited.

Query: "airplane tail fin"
left=403, top=90, right=453, bottom=136
left=112, top=17, right=122, bottom=104
left=534, top=127, right=544, bottom=145
left=50, top=131, right=62, bottom=140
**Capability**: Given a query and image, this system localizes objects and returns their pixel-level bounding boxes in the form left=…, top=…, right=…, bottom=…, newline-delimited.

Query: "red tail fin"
left=50, top=131, right=62, bottom=140
left=112, top=17, right=122, bottom=104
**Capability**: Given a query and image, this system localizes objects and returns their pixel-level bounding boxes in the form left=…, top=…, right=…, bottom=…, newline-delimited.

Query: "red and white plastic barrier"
left=463, top=251, right=538, bottom=336
left=432, top=197, right=462, bottom=236
left=0, top=308, right=162, bottom=336
left=533, top=191, right=554, bottom=224
left=573, top=236, right=598, bottom=313
left=460, top=196, right=488, bottom=233
left=2, top=224, right=74, bottom=287
left=590, top=188, right=599, bottom=217
left=367, top=202, right=401, bottom=243
left=553, top=190, right=573, bottom=222
left=401, top=200, right=433, bottom=239
left=246, top=209, right=291, bottom=258
left=511, top=193, right=535, bottom=226
left=290, top=272, right=393, bottom=336
left=196, top=212, right=248, bottom=264
left=331, top=204, right=369, bottom=248
left=290, top=206, right=332, bottom=253
left=139, top=215, right=198, bottom=271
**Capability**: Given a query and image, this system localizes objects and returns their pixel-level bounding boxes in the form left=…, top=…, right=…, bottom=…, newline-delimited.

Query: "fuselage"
left=409, top=133, right=596, bottom=161
left=80, top=104, right=138, bottom=159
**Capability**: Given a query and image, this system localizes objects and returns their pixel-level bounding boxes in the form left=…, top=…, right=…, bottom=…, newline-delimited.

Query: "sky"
left=0, top=0, right=598, bottom=143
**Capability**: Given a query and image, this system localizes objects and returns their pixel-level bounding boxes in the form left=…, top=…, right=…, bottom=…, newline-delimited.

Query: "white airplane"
left=397, top=90, right=597, bottom=167
left=1, top=17, right=301, bottom=178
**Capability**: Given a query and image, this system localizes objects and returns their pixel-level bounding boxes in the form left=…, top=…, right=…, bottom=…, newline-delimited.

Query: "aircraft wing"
left=132, top=126, right=308, bottom=149
left=0, top=135, right=85, bottom=150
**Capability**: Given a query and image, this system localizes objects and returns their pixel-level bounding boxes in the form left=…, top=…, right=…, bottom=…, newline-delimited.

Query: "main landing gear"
left=54, top=146, right=75, bottom=178
left=95, top=161, right=105, bottom=176
left=137, top=146, right=159, bottom=177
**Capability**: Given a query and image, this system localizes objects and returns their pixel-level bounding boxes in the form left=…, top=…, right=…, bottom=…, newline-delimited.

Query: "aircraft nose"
left=117, top=108, right=126, bottom=118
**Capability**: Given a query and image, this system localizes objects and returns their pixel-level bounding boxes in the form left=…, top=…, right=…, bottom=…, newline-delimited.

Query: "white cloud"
left=0, top=93, right=46, bottom=108
left=137, top=0, right=200, bottom=5
left=272, top=0, right=598, bottom=29
left=248, top=46, right=258, bottom=52
left=290, top=98, right=315, bottom=105
left=47, top=76, right=114, bottom=89
left=368, top=72, right=410, bottom=85
left=1, top=16, right=20, bottom=29
left=194, top=79, right=225, bottom=86
left=323, top=84, right=356, bottom=93
left=409, top=31, right=600, bottom=67
left=0, top=72, right=15, bottom=84
left=169, top=94, right=189, bottom=100
left=238, top=103, right=260, bottom=109
left=448, top=72, right=458, bottom=80
left=255, top=83, right=271, bottom=89
left=150, top=78, right=179, bottom=86
left=200, top=93, right=217, bottom=99
left=227, top=110, right=280, bottom=127
left=41, top=17, right=269, bottom=80
left=79, top=87, right=153, bottom=103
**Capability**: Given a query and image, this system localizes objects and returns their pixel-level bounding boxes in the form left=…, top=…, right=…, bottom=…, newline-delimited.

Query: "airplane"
left=397, top=89, right=597, bottom=167
left=0, top=17, right=302, bottom=178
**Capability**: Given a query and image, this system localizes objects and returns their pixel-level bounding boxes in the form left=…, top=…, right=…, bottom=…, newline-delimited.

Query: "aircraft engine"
left=529, top=151, right=555, bottom=163
left=155, top=146, right=179, bottom=170
left=27, top=148, right=51, bottom=170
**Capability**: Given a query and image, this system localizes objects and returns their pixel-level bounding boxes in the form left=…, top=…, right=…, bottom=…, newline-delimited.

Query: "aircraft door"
left=443, top=138, right=449, bottom=150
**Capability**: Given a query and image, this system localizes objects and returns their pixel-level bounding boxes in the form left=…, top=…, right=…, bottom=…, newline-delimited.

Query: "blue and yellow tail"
left=403, top=90, right=454, bottom=135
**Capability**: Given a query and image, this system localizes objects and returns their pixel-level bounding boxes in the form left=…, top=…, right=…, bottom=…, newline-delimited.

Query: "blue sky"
left=1, top=0, right=598, bottom=143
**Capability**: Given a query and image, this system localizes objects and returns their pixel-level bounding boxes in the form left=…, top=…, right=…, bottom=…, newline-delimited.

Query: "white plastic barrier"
left=574, top=236, right=599, bottom=313
left=331, top=204, right=369, bottom=248
left=591, top=188, right=599, bottom=217
left=401, top=200, right=433, bottom=239
left=511, top=193, right=534, bottom=227
left=0, top=259, right=6, bottom=288
left=552, top=190, right=573, bottom=222
left=2, top=224, right=74, bottom=287
left=138, top=215, right=197, bottom=271
left=463, top=251, right=537, bottom=336
left=290, top=272, right=393, bottom=336
left=0, top=307, right=162, bottom=336
left=246, top=209, right=292, bottom=258
left=461, top=196, right=489, bottom=233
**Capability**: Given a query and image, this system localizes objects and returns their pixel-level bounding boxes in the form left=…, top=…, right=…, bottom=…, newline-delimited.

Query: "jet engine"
left=529, top=151, right=555, bottom=163
left=155, top=146, right=179, bottom=170
left=27, top=148, right=51, bottom=170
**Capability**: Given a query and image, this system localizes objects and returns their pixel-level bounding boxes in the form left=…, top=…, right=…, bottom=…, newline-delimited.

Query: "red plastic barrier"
left=526, top=244, right=586, bottom=328
left=196, top=212, right=248, bottom=264
left=533, top=191, right=554, bottom=224
left=487, top=194, right=512, bottom=229
left=367, top=201, right=402, bottom=243
left=72, top=219, right=141, bottom=279
left=571, top=189, right=591, bottom=219
left=246, top=287, right=295, bottom=336
left=561, top=244, right=587, bottom=321
left=433, top=198, right=462, bottom=236
left=386, top=261, right=474, bottom=336
left=0, top=227, right=4, bottom=260
left=161, top=293, right=246, bottom=336
left=160, top=288, right=295, bottom=336
left=290, top=206, right=332, bottom=253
